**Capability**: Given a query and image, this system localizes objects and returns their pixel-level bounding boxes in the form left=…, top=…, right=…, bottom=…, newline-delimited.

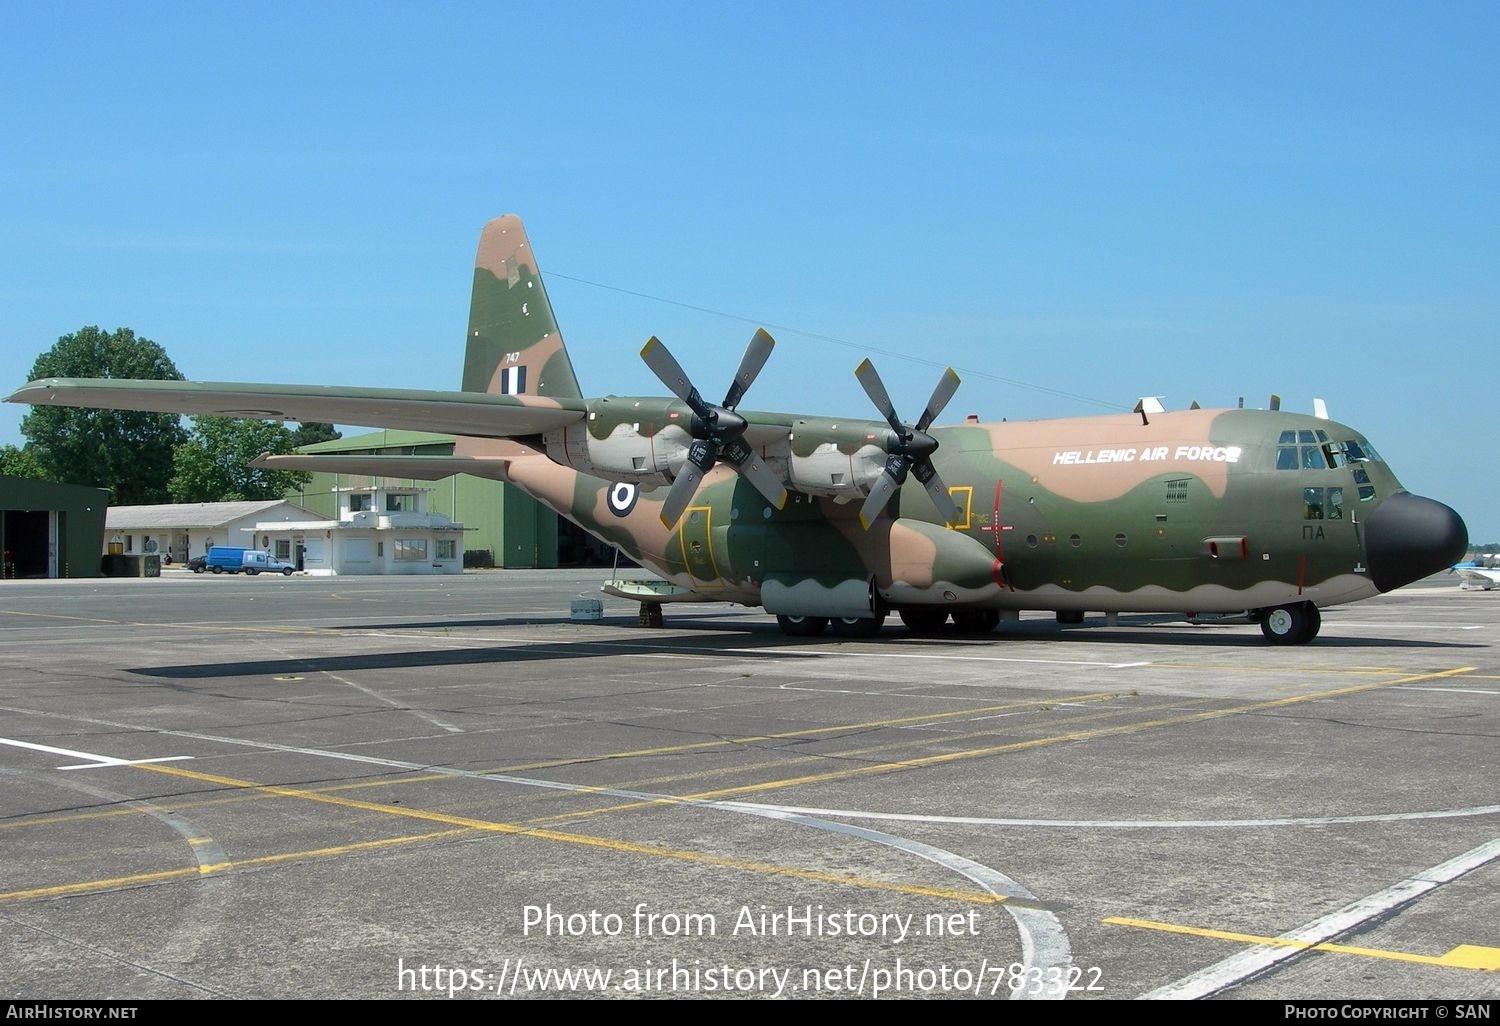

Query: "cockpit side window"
left=1276, top=446, right=1299, bottom=470
left=1302, top=445, right=1330, bottom=470
left=1304, top=487, right=1324, bottom=519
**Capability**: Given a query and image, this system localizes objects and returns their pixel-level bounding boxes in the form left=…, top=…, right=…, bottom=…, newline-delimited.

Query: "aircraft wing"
left=5, top=378, right=586, bottom=439
left=249, top=453, right=515, bottom=481
left=1453, top=565, right=1500, bottom=590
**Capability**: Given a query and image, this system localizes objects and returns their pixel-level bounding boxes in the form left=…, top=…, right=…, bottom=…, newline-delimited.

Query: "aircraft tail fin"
left=461, top=215, right=583, bottom=401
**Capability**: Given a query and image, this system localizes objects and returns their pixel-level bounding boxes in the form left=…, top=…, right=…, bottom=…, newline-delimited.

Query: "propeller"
left=640, top=328, right=788, bottom=528
left=854, top=359, right=961, bottom=530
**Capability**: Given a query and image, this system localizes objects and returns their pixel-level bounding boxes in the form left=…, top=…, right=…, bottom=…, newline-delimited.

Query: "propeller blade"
left=722, top=439, right=788, bottom=510
left=858, top=468, right=904, bottom=531
left=640, top=336, right=710, bottom=418
left=722, top=329, right=775, bottom=410
left=914, top=368, right=961, bottom=432
left=914, top=462, right=958, bottom=525
left=854, top=359, right=905, bottom=437
left=659, top=461, right=707, bottom=528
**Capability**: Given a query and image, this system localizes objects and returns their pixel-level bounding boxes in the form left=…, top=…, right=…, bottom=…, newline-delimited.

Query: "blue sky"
left=3, top=2, right=1496, bottom=540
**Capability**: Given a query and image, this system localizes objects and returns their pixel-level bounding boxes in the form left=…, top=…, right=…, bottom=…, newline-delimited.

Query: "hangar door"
left=2, top=509, right=59, bottom=579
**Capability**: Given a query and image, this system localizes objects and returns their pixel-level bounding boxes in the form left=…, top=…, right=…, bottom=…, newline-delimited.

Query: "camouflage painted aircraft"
left=6, top=215, right=1469, bottom=644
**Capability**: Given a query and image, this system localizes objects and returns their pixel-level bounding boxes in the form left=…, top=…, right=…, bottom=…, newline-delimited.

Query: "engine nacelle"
left=779, top=421, right=888, bottom=500
left=543, top=419, right=690, bottom=486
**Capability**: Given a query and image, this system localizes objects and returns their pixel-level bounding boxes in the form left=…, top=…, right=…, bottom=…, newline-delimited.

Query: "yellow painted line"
left=0, top=692, right=1128, bottom=834
left=0, top=610, right=123, bottom=625
left=132, top=762, right=1002, bottom=906
left=1105, top=916, right=1500, bottom=970
left=1146, top=661, right=1415, bottom=678
left=0, top=829, right=474, bottom=903
left=536, top=667, right=1477, bottom=821
left=0, top=865, right=205, bottom=902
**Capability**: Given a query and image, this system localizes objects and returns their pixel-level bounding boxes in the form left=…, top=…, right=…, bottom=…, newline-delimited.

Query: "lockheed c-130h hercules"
left=6, top=215, right=1469, bottom=644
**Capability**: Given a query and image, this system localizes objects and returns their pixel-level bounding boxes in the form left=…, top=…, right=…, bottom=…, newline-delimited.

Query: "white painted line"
left=1398, top=687, right=1500, bottom=696
left=317, top=669, right=464, bottom=734
left=717, top=801, right=1500, bottom=829
left=1330, top=622, right=1485, bottom=630
left=0, top=737, right=192, bottom=771
left=1140, top=836, right=1500, bottom=999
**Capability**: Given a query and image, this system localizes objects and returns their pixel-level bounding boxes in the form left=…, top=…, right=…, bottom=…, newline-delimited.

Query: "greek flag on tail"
left=499, top=365, right=527, bottom=395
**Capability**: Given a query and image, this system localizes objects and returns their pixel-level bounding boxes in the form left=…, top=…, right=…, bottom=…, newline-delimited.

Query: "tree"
left=289, top=422, right=342, bottom=448
left=167, top=416, right=311, bottom=503
left=0, top=444, right=45, bottom=480
left=20, top=326, right=187, bottom=504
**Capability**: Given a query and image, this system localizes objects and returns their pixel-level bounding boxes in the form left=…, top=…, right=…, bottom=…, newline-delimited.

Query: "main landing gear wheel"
left=776, top=614, right=829, bottom=637
left=950, top=609, right=1000, bottom=634
left=898, top=609, right=948, bottom=635
left=1258, top=601, right=1321, bottom=645
left=830, top=615, right=885, bottom=639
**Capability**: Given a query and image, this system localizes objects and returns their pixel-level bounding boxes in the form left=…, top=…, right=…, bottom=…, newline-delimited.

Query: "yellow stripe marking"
left=131, top=762, right=1002, bottom=906
left=1105, top=916, right=1500, bottom=970
left=0, top=692, right=1127, bottom=833
left=538, top=667, right=1477, bottom=821
left=0, top=830, right=473, bottom=903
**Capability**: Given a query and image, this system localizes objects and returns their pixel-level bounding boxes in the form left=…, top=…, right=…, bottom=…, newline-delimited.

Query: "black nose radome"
left=1364, top=491, right=1469, bottom=593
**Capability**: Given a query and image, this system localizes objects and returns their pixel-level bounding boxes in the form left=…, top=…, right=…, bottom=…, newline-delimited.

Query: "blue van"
left=203, top=547, right=296, bottom=576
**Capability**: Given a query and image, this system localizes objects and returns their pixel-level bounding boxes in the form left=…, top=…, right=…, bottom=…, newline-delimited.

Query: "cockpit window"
left=1302, top=445, right=1330, bottom=470
left=1298, top=429, right=1317, bottom=444
left=1353, top=466, right=1376, bottom=502
left=1278, top=430, right=1297, bottom=445
left=1276, top=446, right=1298, bottom=470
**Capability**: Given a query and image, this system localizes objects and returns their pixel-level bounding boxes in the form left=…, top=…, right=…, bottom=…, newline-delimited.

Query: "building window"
left=386, top=493, right=415, bottom=512
left=349, top=494, right=372, bottom=512
left=436, top=539, right=457, bottom=560
left=394, top=539, right=428, bottom=561
left=274, top=540, right=292, bottom=560
left=124, top=535, right=134, bottom=552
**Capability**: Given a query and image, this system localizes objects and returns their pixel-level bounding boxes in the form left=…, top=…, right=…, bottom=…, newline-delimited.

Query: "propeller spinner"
left=640, top=329, right=789, bottom=528
left=854, top=359, right=962, bottom=530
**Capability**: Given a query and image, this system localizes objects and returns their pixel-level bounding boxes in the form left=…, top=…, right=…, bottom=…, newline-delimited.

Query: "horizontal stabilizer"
left=6, top=379, right=586, bottom=439
left=601, top=579, right=708, bottom=603
left=249, top=453, right=514, bottom=481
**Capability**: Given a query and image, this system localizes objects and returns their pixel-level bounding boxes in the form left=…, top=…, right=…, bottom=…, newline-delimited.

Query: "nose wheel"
left=1257, top=601, right=1321, bottom=645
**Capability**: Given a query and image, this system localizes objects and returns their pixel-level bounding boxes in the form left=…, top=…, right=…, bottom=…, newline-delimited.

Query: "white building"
left=104, top=500, right=319, bottom=565
left=249, top=484, right=466, bottom=576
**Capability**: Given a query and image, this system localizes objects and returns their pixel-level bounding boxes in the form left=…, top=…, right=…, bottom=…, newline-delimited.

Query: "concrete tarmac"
left=0, top=569, right=1496, bottom=1001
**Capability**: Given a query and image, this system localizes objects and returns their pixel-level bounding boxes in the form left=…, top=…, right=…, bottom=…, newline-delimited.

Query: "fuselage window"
left=1326, top=487, right=1344, bottom=520
left=1114, top=533, right=1127, bottom=547
left=1304, top=487, right=1325, bottom=520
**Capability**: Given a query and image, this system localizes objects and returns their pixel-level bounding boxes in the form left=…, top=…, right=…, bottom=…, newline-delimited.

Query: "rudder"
left=461, top=215, right=583, bottom=400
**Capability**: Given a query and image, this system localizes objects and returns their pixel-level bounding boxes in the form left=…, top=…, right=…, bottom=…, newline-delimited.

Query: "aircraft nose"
left=1364, top=491, right=1469, bottom=592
